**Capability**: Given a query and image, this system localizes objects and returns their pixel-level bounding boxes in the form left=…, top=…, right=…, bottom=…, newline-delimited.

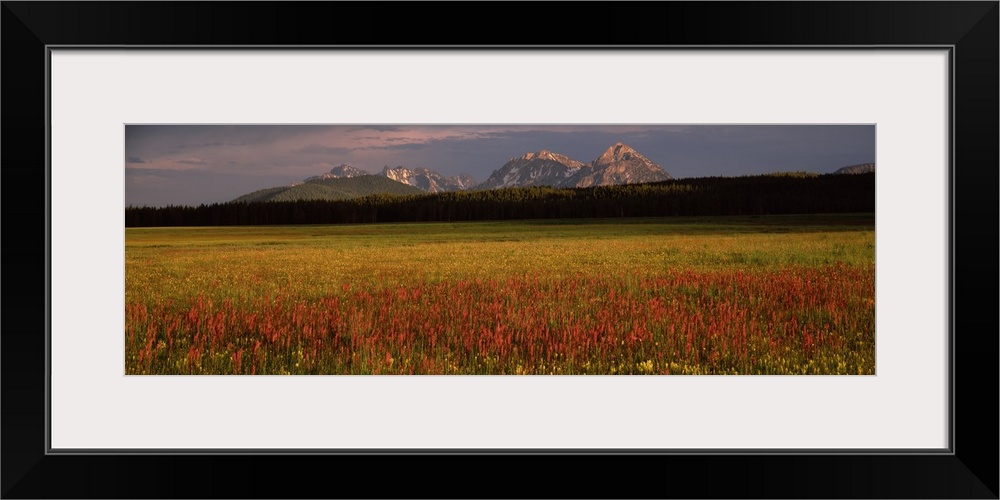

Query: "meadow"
left=125, top=214, right=876, bottom=375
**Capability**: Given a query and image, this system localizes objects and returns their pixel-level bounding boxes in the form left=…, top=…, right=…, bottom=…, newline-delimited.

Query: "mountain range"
left=381, top=165, right=476, bottom=193
left=476, top=142, right=672, bottom=190
left=231, top=142, right=873, bottom=203
left=299, top=163, right=474, bottom=193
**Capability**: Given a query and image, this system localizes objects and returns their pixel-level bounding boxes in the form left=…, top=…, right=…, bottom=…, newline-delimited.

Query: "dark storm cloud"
left=127, top=156, right=145, bottom=164
left=176, top=159, right=209, bottom=165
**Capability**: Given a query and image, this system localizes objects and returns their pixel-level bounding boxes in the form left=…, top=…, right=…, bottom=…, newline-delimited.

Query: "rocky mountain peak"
left=518, top=150, right=557, bottom=161
left=304, top=163, right=368, bottom=181
left=378, top=164, right=472, bottom=193
left=596, top=142, right=642, bottom=164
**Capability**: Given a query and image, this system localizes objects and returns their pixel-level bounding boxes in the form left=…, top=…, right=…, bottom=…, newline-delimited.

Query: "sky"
left=125, top=125, right=875, bottom=207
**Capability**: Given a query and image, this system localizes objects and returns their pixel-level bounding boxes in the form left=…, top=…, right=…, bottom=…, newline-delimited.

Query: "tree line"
left=125, top=173, right=875, bottom=227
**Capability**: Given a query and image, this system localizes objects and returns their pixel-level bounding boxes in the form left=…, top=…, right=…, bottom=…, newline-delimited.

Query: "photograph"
left=125, top=124, right=876, bottom=375
left=4, top=1, right=994, bottom=497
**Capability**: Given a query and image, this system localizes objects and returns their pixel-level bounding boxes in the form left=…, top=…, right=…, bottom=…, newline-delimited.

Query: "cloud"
left=180, top=141, right=246, bottom=148
left=296, top=144, right=353, bottom=156
left=127, top=156, right=145, bottom=164
left=346, top=125, right=403, bottom=133
left=373, top=142, right=428, bottom=151
left=176, top=158, right=209, bottom=166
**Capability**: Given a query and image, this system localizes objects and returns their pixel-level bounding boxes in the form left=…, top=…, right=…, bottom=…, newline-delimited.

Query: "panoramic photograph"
left=125, top=125, right=876, bottom=375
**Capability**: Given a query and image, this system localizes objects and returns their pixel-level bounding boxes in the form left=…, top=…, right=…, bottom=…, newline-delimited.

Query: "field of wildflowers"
left=125, top=215, right=875, bottom=375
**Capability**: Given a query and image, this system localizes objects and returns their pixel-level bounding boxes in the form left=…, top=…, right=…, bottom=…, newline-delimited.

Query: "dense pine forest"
left=125, top=172, right=875, bottom=227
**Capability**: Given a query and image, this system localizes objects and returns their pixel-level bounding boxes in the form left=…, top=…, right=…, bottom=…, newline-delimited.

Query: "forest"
left=124, top=172, right=875, bottom=227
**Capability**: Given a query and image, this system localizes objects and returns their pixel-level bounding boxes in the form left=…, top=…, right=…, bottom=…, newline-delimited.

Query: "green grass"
left=127, top=214, right=874, bottom=304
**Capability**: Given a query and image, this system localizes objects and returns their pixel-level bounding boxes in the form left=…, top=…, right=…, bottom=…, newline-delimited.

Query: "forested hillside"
left=126, top=173, right=875, bottom=227
left=231, top=175, right=424, bottom=203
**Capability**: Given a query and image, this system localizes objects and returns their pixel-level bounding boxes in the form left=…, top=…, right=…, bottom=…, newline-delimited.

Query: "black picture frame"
left=3, top=2, right=996, bottom=498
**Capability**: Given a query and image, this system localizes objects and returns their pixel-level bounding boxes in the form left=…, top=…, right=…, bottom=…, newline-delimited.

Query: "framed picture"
left=4, top=2, right=996, bottom=498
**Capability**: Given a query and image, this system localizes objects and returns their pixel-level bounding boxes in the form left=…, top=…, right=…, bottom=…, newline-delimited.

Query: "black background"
left=3, top=2, right=997, bottom=498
